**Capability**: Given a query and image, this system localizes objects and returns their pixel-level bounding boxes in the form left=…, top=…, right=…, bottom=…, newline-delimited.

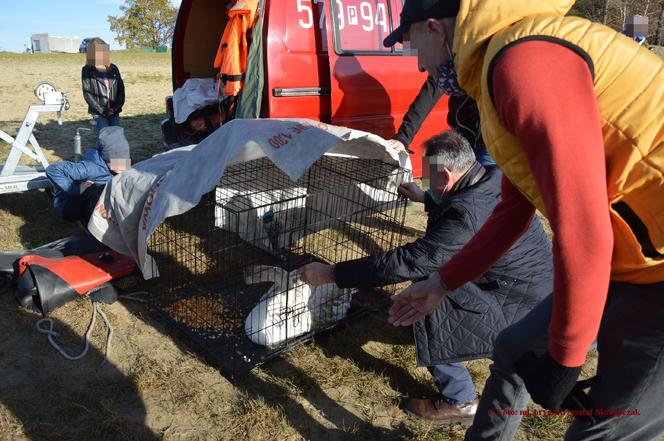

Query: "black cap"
left=383, top=0, right=460, bottom=47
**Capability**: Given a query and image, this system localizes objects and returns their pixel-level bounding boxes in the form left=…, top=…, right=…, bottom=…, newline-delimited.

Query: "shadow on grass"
left=317, top=311, right=434, bottom=398
left=228, top=310, right=433, bottom=440
left=0, top=191, right=80, bottom=250
left=236, top=360, right=408, bottom=440
left=0, top=113, right=166, bottom=165
left=0, top=294, right=160, bottom=441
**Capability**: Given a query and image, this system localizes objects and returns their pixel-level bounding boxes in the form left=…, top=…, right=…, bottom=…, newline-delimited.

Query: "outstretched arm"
left=301, top=209, right=475, bottom=288
left=394, top=76, right=444, bottom=148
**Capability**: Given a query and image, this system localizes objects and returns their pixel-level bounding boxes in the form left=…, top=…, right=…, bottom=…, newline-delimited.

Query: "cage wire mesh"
left=148, top=155, right=411, bottom=379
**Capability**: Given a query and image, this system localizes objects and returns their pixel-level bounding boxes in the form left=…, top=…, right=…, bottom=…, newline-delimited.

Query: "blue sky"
left=0, top=0, right=181, bottom=52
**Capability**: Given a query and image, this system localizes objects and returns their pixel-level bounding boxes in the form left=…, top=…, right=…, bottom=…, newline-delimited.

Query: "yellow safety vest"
left=453, top=0, right=664, bottom=283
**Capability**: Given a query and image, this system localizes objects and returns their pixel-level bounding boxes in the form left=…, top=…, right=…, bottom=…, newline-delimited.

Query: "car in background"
left=79, top=37, right=106, bottom=53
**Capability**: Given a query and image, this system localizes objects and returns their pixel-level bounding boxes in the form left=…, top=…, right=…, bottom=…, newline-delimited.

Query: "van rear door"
left=264, top=0, right=331, bottom=122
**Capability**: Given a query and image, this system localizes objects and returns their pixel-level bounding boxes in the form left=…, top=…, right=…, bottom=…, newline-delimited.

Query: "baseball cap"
left=98, top=126, right=130, bottom=163
left=383, top=0, right=461, bottom=47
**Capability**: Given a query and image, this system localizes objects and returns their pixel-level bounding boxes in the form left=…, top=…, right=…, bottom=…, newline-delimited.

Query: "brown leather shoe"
left=404, top=397, right=479, bottom=425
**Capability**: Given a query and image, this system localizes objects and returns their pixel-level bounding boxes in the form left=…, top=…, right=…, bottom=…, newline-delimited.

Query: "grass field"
left=0, top=51, right=594, bottom=441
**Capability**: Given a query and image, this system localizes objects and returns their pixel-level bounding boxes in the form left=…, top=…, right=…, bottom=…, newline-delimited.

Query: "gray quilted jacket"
left=333, top=166, right=553, bottom=365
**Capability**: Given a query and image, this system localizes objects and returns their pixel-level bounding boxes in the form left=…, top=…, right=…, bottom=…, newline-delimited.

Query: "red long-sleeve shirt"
left=438, top=41, right=614, bottom=367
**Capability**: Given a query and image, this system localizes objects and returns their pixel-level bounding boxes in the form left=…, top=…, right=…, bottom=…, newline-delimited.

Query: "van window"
left=331, top=0, right=397, bottom=54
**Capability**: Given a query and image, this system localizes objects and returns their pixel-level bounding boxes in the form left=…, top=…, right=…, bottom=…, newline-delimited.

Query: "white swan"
left=243, top=265, right=352, bottom=347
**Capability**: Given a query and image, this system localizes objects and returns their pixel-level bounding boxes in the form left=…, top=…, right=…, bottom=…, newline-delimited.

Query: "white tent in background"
left=30, top=34, right=83, bottom=53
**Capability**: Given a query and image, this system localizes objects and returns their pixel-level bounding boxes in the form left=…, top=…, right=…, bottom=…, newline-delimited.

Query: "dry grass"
left=0, top=51, right=596, bottom=441
left=0, top=50, right=171, bottom=250
left=0, top=51, right=169, bottom=163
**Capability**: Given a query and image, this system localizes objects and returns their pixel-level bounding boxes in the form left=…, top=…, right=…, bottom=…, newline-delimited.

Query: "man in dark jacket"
left=300, top=131, right=552, bottom=425
left=46, top=126, right=131, bottom=224
left=388, top=76, right=494, bottom=167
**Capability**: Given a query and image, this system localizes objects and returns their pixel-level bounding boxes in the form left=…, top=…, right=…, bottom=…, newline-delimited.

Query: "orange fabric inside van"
left=213, top=0, right=259, bottom=96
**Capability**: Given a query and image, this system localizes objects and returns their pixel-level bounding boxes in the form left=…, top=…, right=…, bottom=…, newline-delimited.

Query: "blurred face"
left=109, top=158, right=131, bottom=174
left=86, top=43, right=110, bottom=67
left=422, top=155, right=450, bottom=196
left=403, top=20, right=449, bottom=77
left=625, top=17, right=648, bottom=37
left=627, top=24, right=647, bottom=40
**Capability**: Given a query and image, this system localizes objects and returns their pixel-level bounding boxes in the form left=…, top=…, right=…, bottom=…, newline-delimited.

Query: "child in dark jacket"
left=82, top=39, right=125, bottom=133
left=46, top=126, right=131, bottom=224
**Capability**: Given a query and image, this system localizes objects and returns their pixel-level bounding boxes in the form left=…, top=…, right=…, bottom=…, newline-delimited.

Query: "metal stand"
left=0, top=82, right=69, bottom=194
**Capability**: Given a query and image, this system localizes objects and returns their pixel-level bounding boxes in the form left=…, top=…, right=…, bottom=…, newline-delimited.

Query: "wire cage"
left=148, top=155, right=412, bottom=380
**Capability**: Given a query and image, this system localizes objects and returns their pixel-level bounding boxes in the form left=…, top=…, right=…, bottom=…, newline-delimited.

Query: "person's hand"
left=513, top=351, right=583, bottom=411
left=79, top=180, right=94, bottom=194
left=397, top=182, right=425, bottom=203
left=388, top=272, right=449, bottom=326
left=299, top=262, right=335, bottom=287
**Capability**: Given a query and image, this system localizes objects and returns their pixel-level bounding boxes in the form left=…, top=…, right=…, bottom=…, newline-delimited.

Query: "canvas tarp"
left=88, top=118, right=411, bottom=279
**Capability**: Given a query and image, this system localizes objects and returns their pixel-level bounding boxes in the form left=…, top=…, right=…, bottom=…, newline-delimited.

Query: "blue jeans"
left=466, top=284, right=664, bottom=441
left=429, top=363, right=477, bottom=405
left=94, top=114, right=121, bottom=133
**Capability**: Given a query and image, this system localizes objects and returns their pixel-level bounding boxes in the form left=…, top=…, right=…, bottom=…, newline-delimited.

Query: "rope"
left=34, top=290, right=148, bottom=366
left=95, top=303, right=113, bottom=368
left=36, top=299, right=113, bottom=367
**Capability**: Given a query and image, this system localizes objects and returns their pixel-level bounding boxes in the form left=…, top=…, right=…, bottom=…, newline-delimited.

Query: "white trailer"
left=0, top=83, right=70, bottom=194
left=31, top=34, right=83, bottom=54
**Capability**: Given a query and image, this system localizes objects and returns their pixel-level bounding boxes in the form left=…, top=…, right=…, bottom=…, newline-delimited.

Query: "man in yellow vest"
left=384, top=0, right=664, bottom=439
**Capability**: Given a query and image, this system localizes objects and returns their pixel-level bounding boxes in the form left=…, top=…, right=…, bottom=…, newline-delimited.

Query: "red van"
left=163, top=0, right=449, bottom=177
